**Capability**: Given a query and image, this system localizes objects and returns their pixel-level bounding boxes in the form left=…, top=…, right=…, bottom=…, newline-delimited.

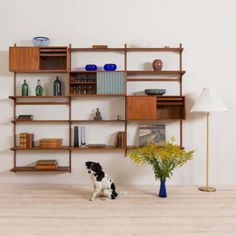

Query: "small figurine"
left=94, top=108, right=102, bottom=120
left=117, top=115, right=121, bottom=120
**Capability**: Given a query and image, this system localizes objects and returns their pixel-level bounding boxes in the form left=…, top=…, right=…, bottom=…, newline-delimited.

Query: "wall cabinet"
left=9, top=47, right=39, bottom=72
left=9, top=44, right=185, bottom=173
left=9, top=47, right=68, bottom=72
left=127, top=96, right=157, bottom=120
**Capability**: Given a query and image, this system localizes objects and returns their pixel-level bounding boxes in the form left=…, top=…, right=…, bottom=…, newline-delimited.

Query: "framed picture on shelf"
left=139, top=125, right=166, bottom=146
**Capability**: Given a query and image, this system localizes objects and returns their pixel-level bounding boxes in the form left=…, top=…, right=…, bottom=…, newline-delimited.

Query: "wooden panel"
left=127, top=96, right=157, bottom=120
left=9, top=47, right=39, bottom=72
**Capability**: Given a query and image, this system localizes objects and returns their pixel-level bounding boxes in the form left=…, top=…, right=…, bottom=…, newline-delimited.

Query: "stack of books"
left=35, top=160, right=58, bottom=170
left=114, top=131, right=126, bottom=148
left=39, top=138, right=63, bottom=148
left=19, top=133, right=34, bottom=149
left=17, top=115, right=33, bottom=121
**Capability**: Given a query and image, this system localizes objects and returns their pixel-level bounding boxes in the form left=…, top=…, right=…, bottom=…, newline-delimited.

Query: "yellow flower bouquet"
left=128, top=138, right=194, bottom=197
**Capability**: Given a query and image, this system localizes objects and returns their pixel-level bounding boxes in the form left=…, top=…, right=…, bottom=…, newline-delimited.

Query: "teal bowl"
left=144, top=89, right=166, bottom=95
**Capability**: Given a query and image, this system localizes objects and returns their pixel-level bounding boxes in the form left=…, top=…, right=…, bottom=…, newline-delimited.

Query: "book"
left=139, top=125, right=166, bottom=146
left=115, top=131, right=125, bottom=148
left=87, top=144, right=106, bottom=148
left=39, top=138, right=63, bottom=148
left=80, top=127, right=86, bottom=146
left=92, top=45, right=108, bottom=48
left=74, top=126, right=79, bottom=147
left=19, top=133, right=27, bottom=149
left=35, top=160, right=58, bottom=170
left=17, top=115, right=33, bottom=120
left=36, top=160, right=58, bottom=165
left=19, top=133, right=34, bottom=149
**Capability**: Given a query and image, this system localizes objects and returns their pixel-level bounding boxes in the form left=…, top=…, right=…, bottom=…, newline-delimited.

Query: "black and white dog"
left=85, top=161, right=118, bottom=201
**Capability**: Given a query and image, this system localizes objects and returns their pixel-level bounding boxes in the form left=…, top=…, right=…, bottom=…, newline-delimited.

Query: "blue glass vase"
left=159, top=179, right=167, bottom=198
left=104, top=64, right=117, bottom=71
left=85, top=64, right=97, bottom=71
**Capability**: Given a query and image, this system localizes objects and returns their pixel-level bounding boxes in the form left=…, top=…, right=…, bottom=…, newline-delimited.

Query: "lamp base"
left=198, top=186, right=216, bottom=192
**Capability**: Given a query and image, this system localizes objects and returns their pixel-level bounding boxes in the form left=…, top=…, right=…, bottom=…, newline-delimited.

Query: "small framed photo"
left=139, top=125, right=166, bottom=146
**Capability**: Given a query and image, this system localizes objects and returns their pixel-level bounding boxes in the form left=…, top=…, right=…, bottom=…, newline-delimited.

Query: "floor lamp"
left=190, top=88, right=228, bottom=192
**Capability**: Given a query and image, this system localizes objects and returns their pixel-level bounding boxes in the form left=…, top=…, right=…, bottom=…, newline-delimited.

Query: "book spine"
left=19, top=133, right=27, bottom=149
left=74, top=126, right=79, bottom=147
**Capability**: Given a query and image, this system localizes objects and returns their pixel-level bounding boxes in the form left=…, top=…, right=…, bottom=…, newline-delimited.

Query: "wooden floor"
left=0, top=184, right=236, bottom=236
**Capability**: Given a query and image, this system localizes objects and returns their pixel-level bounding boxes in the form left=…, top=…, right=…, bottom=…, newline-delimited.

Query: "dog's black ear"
left=95, top=163, right=104, bottom=181
left=95, top=162, right=102, bottom=173
left=85, top=161, right=92, bottom=168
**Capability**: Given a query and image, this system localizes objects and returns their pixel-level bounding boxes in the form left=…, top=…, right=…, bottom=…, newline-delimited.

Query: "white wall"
left=0, top=0, right=235, bottom=185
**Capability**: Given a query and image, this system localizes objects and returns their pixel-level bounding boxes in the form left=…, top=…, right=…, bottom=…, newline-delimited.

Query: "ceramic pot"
left=152, top=59, right=163, bottom=71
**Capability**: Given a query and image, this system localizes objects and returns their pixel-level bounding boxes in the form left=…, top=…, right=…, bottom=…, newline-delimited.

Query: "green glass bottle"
left=35, top=79, right=44, bottom=96
left=21, top=80, right=28, bottom=96
left=54, top=76, right=62, bottom=96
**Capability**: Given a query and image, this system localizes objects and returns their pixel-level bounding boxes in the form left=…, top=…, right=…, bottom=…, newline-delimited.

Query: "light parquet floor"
left=0, top=184, right=235, bottom=236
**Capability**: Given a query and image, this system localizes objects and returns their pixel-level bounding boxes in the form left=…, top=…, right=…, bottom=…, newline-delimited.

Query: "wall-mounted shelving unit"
left=9, top=43, right=185, bottom=173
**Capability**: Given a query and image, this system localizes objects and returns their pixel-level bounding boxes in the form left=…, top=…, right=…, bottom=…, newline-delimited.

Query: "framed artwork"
left=139, top=125, right=166, bottom=146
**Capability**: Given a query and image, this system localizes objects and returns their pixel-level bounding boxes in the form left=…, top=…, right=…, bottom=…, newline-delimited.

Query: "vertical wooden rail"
left=68, top=44, right=72, bottom=172
left=69, top=97, right=72, bottom=172
left=13, top=71, right=17, bottom=172
left=179, top=43, right=183, bottom=148
left=13, top=43, right=17, bottom=172
left=124, top=44, right=128, bottom=156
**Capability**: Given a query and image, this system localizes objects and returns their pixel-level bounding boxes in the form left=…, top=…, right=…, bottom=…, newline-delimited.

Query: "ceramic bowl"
left=144, top=89, right=166, bottom=96
left=32, top=37, right=50, bottom=46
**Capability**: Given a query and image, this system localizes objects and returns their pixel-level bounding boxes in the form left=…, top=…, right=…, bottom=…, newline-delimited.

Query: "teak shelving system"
left=9, top=44, right=185, bottom=173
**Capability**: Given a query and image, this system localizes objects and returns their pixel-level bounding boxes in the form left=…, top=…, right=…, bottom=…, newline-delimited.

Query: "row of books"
left=39, top=138, right=63, bottom=148
left=35, top=160, right=58, bottom=170
left=19, top=133, right=34, bottom=149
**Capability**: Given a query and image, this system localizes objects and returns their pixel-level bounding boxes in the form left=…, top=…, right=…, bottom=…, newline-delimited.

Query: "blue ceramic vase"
left=159, top=179, right=167, bottom=198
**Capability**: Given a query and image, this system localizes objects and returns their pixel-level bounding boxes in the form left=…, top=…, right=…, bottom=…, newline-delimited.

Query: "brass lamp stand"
left=190, top=88, right=228, bottom=193
left=198, top=112, right=216, bottom=192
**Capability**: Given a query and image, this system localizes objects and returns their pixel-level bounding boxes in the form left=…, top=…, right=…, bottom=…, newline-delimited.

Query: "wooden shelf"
left=15, top=102, right=69, bottom=105
left=10, top=70, right=68, bottom=73
left=13, top=119, right=125, bottom=124
left=70, top=48, right=125, bottom=52
left=127, top=78, right=180, bottom=82
left=70, top=70, right=125, bottom=73
left=69, top=82, right=96, bottom=85
left=9, top=44, right=185, bottom=172
left=70, top=47, right=183, bottom=53
left=127, top=118, right=184, bottom=122
left=40, top=54, right=67, bottom=57
left=11, top=146, right=70, bottom=151
left=11, top=166, right=70, bottom=172
left=70, top=120, right=125, bottom=123
left=9, top=96, right=69, bottom=100
left=127, top=70, right=185, bottom=75
left=126, top=47, right=183, bottom=52
left=12, top=120, right=70, bottom=124
left=70, top=94, right=125, bottom=97
left=40, top=48, right=67, bottom=52
left=71, top=146, right=125, bottom=151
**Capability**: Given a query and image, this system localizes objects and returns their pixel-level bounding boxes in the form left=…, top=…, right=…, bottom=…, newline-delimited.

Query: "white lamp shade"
left=190, top=88, right=228, bottom=112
